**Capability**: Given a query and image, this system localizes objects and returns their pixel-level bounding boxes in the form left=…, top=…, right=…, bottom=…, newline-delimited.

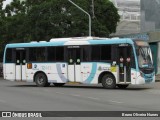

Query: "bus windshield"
left=138, top=46, right=153, bottom=68
left=135, top=41, right=153, bottom=69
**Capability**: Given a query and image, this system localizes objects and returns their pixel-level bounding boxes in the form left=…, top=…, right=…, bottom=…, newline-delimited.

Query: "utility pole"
left=68, top=0, right=91, bottom=36
left=91, top=0, right=95, bottom=18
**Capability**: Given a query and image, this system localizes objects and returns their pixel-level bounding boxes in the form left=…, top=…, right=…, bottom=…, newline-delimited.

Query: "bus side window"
left=56, top=47, right=64, bottom=61
left=29, top=48, right=36, bottom=62
left=36, top=47, right=46, bottom=62
left=29, top=47, right=46, bottom=62
left=47, top=47, right=56, bottom=61
left=5, top=48, right=13, bottom=63
left=82, top=46, right=90, bottom=62
left=91, top=45, right=101, bottom=61
left=112, top=45, right=117, bottom=61
left=101, top=45, right=111, bottom=60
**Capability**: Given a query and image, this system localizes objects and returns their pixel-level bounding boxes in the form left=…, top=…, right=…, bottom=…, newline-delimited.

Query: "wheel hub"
left=38, top=76, right=44, bottom=84
left=106, top=78, right=113, bottom=85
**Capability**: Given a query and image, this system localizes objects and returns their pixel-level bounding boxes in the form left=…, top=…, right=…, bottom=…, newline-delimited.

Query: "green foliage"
left=0, top=0, right=120, bottom=61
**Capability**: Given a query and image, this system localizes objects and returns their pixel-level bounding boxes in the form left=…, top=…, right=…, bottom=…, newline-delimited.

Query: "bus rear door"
left=67, top=47, right=81, bottom=82
left=15, top=48, right=26, bottom=81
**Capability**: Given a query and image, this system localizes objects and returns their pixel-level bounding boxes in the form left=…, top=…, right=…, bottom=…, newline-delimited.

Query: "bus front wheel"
left=117, top=84, right=129, bottom=89
left=102, top=74, right=116, bottom=89
left=35, top=73, right=49, bottom=87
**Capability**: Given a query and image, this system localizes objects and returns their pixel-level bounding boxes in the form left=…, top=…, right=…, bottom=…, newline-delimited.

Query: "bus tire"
left=54, top=83, right=65, bottom=87
left=117, top=84, right=129, bottom=89
left=35, top=73, right=48, bottom=87
left=102, top=74, right=116, bottom=89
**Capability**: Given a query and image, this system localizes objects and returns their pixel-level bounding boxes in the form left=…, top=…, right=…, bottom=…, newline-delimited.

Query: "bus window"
left=29, top=47, right=46, bottom=62
left=36, top=47, right=46, bottom=62
left=91, top=45, right=112, bottom=61
left=91, top=45, right=101, bottom=61
left=56, top=47, right=64, bottom=61
left=47, top=47, right=56, bottom=61
left=5, top=48, right=13, bottom=63
left=29, top=48, right=36, bottom=61
left=101, top=45, right=111, bottom=60
left=82, top=46, right=90, bottom=62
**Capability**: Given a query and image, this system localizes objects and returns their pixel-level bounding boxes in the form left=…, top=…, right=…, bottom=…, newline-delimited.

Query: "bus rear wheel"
left=54, top=83, right=65, bottom=87
left=117, top=84, right=129, bottom=89
left=102, top=74, right=116, bottom=89
left=35, top=73, right=49, bottom=87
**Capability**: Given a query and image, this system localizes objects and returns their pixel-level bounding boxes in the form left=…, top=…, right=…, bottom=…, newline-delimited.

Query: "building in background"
left=110, top=0, right=140, bottom=35
left=141, top=0, right=160, bottom=75
left=111, top=0, right=160, bottom=74
left=141, top=0, right=160, bottom=32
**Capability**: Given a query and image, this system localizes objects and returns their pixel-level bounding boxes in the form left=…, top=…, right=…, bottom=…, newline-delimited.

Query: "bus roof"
left=6, top=37, right=135, bottom=48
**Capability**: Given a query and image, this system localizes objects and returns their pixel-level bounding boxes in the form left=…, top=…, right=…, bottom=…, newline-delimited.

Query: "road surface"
left=0, top=78, right=160, bottom=120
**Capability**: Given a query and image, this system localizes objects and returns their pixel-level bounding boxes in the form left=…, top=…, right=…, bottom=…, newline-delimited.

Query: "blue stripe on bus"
left=56, top=64, right=68, bottom=82
left=6, top=41, right=67, bottom=48
left=84, top=63, right=97, bottom=84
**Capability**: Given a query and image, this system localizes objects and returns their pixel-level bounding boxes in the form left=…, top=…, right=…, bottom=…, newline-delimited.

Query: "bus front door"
left=15, top=49, right=26, bottom=81
left=67, top=48, right=81, bottom=82
left=118, top=46, right=131, bottom=83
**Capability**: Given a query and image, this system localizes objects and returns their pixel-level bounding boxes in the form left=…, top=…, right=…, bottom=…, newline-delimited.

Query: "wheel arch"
left=98, top=71, right=116, bottom=83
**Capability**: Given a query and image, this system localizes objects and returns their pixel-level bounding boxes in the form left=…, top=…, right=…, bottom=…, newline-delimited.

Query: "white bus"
left=3, top=37, right=155, bottom=89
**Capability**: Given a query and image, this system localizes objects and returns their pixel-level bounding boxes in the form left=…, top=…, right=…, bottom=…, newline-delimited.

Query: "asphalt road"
left=0, top=77, right=160, bottom=120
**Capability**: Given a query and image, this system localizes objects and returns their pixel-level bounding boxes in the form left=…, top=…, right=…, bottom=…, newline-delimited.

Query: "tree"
left=24, top=0, right=120, bottom=41
left=1, top=0, right=120, bottom=41
left=0, top=0, right=27, bottom=61
left=0, top=0, right=6, bottom=61
left=0, top=0, right=120, bottom=61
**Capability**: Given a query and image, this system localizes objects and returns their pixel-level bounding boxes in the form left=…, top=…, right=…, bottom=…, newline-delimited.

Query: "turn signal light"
left=27, top=63, right=32, bottom=69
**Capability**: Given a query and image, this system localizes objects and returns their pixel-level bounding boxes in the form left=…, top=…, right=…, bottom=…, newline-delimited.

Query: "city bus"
left=3, top=37, right=155, bottom=89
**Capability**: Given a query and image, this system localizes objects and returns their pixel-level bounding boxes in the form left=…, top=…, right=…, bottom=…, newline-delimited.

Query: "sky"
left=3, top=0, right=12, bottom=9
